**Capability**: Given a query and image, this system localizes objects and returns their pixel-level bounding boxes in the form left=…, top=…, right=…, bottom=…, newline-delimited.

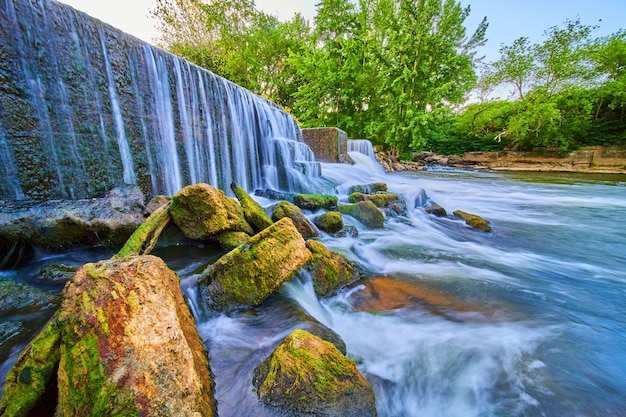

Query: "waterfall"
left=348, top=139, right=385, bottom=174
left=0, top=0, right=319, bottom=200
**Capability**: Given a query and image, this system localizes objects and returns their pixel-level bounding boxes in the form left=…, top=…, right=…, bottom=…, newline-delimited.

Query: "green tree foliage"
left=457, top=21, right=625, bottom=153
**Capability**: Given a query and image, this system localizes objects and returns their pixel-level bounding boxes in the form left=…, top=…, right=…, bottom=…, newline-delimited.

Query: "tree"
left=373, top=0, right=487, bottom=153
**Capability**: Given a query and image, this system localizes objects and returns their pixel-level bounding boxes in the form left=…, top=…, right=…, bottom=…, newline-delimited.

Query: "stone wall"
left=301, top=128, right=348, bottom=163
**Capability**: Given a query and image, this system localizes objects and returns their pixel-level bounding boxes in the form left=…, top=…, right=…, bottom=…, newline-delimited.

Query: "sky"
left=57, top=0, right=626, bottom=65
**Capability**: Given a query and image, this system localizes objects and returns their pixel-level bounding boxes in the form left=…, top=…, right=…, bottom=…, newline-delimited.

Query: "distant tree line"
left=152, top=0, right=625, bottom=157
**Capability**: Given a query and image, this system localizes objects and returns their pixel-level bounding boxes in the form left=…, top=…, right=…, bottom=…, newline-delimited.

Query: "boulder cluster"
left=0, top=180, right=493, bottom=416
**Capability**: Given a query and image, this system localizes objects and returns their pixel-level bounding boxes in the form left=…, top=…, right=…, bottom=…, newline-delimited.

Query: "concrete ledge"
left=301, top=128, right=347, bottom=162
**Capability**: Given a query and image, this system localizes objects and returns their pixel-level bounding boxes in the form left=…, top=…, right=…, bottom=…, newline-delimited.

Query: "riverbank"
left=376, top=146, right=626, bottom=174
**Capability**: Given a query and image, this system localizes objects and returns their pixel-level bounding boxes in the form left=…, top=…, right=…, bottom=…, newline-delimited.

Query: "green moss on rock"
left=293, top=194, right=338, bottom=210
left=231, top=182, right=273, bottom=233
left=0, top=315, right=62, bottom=417
left=271, top=201, right=318, bottom=239
left=453, top=210, right=492, bottom=232
left=339, top=201, right=385, bottom=229
left=305, top=240, right=363, bottom=296
left=252, top=329, right=377, bottom=417
left=200, top=218, right=312, bottom=311
left=170, top=183, right=253, bottom=241
left=348, top=192, right=400, bottom=207
left=313, top=212, right=344, bottom=234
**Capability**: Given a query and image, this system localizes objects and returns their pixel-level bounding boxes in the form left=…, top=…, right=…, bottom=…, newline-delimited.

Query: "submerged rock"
left=293, top=193, right=338, bottom=210
left=271, top=201, right=319, bottom=239
left=339, top=201, right=385, bottom=229
left=252, top=329, right=377, bottom=417
left=0, top=279, right=59, bottom=315
left=231, top=182, right=273, bottom=233
left=304, top=240, right=363, bottom=296
left=347, top=182, right=388, bottom=194
left=200, top=218, right=312, bottom=311
left=453, top=210, right=492, bottom=232
left=425, top=201, right=447, bottom=217
left=36, top=264, right=78, bottom=284
left=170, top=183, right=254, bottom=241
left=313, top=211, right=344, bottom=234
left=0, top=255, right=216, bottom=417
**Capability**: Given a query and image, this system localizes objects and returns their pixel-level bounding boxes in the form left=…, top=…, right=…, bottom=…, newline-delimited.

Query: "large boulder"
left=230, top=183, right=273, bottom=233
left=453, top=210, right=492, bottom=232
left=304, top=240, right=363, bottom=296
left=252, top=329, right=377, bottom=417
left=0, top=255, right=216, bottom=417
left=200, top=217, right=312, bottom=311
left=170, top=183, right=254, bottom=241
left=0, top=185, right=145, bottom=250
left=339, top=201, right=385, bottom=229
left=271, top=201, right=318, bottom=239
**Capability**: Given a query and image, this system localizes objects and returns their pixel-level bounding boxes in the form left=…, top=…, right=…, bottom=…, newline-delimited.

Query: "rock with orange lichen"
left=0, top=255, right=216, bottom=417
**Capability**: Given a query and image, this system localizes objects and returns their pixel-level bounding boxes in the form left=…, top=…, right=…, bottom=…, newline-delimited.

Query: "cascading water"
left=0, top=0, right=320, bottom=200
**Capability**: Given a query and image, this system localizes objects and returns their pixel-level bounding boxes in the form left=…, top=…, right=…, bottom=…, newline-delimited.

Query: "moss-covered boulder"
left=453, top=210, right=492, bottom=232
left=231, top=182, right=273, bottom=233
left=271, top=201, right=318, bottom=239
left=339, top=201, right=385, bottom=229
left=313, top=212, right=344, bottom=234
left=0, top=255, right=216, bottom=417
left=170, top=183, right=253, bottom=241
left=304, top=240, right=363, bottom=296
left=200, top=217, right=312, bottom=311
left=293, top=193, right=338, bottom=210
left=347, top=182, right=388, bottom=194
left=252, top=329, right=377, bottom=417
left=348, top=192, right=401, bottom=208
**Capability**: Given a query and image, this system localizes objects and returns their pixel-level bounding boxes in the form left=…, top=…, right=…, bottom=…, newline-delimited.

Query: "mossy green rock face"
left=1, top=255, right=217, bottom=417
left=252, top=329, right=377, bottom=417
left=347, top=182, right=388, bottom=194
left=231, top=182, right=273, bottom=233
left=271, top=201, right=318, bottom=239
left=313, top=211, right=344, bottom=234
left=348, top=192, right=401, bottom=207
left=201, top=217, right=312, bottom=311
left=339, top=201, right=385, bottom=229
left=305, top=240, right=363, bottom=296
left=453, top=210, right=492, bottom=232
left=170, top=183, right=254, bottom=241
left=293, top=193, right=338, bottom=210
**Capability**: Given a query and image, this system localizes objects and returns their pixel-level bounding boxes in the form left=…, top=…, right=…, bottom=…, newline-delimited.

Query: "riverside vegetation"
left=152, top=0, right=624, bottom=158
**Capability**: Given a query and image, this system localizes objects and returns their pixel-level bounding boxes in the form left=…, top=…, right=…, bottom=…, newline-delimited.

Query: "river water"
left=2, top=163, right=625, bottom=416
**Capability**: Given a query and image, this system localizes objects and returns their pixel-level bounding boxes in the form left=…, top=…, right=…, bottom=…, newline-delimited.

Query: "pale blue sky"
left=59, top=0, right=625, bottom=64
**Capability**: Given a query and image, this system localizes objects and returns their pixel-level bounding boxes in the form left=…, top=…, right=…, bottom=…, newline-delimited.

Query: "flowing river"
left=2, top=161, right=625, bottom=417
